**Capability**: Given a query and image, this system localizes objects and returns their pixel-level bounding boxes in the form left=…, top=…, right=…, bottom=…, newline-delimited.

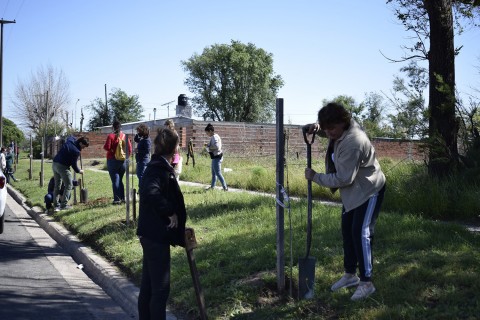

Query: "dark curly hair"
left=136, top=124, right=150, bottom=137
left=318, top=102, right=352, bottom=131
left=205, top=123, right=214, bottom=132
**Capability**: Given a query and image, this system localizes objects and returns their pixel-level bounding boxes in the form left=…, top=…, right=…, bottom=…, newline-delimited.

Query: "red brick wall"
left=60, top=122, right=425, bottom=161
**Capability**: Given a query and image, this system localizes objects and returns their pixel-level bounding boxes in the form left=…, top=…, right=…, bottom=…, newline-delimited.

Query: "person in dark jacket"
left=136, top=128, right=187, bottom=320
left=5, top=147, right=19, bottom=183
left=52, top=136, right=89, bottom=210
left=134, top=123, right=151, bottom=192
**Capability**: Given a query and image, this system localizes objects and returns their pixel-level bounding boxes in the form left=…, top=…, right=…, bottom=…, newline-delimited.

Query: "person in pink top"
left=103, top=120, right=133, bottom=204
left=164, top=119, right=182, bottom=181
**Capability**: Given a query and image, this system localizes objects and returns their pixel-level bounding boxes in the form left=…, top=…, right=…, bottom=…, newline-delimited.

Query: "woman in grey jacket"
left=305, top=102, right=386, bottom=301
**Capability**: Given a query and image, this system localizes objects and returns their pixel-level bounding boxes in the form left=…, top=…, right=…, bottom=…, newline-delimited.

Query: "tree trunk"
left=425, top=0, right=458, bottom=176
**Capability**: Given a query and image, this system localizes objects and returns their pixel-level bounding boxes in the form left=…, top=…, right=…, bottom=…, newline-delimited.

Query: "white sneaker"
left=350, top=281, right=376, bottom=301
left=331, top=273, right=360, bottom=291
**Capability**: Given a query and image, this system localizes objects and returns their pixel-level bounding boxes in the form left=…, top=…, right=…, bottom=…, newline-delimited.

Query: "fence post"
left=276, top=98, right=285, bottom=294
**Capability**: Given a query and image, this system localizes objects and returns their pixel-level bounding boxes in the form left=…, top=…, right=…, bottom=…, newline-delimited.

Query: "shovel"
left=79, top=154, right=88, bottom=203
left=185, top=228, right=207, bottom=320
left=298, top=126, right=316, bottom=300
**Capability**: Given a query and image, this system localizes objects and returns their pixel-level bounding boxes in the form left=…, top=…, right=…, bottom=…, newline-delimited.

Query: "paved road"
left=0, top=196, right=134, bottom=320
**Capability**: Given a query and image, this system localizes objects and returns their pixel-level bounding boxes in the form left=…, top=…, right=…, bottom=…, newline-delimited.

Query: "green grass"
left=9, top=154, right=480, bottom=319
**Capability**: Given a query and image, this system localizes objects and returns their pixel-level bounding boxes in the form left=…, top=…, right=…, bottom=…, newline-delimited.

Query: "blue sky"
left=1, top=0, right=479, bottom=131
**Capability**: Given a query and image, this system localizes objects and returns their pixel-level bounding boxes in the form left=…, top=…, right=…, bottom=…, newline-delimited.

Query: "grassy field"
left=9, top=154, right=480, bottom=319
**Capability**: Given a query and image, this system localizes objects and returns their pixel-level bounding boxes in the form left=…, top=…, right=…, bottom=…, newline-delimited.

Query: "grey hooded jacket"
left=312, top=119, right=386, bottom=212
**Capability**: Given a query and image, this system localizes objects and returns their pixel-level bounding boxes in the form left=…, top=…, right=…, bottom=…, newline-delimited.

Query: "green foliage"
left=323, top=95, right=364, bottom=123
left=386, top=0, right=480, bottom=177
left=109, top=88, right=144, bottom=123
left=87, top=88, right=144, bottom=130
left=86, top=97, right=112, bottom=130
left=182, top=40, right=284, bottom=122
left=386, top=61, right=428, bottom=139
left=2, top=117, right=25, bottom=146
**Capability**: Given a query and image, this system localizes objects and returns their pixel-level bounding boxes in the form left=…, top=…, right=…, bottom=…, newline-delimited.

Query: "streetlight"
left=0, top=19, right=16, bottom=147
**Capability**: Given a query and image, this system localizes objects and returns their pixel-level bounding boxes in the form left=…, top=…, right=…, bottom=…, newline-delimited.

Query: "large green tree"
left=182, top=40, right=284, bottom=122
left=87, top=88, right=143, bottom=130
left=387, top=0, right=480, bottom=176
left=1, top=118, right=25, bottom=147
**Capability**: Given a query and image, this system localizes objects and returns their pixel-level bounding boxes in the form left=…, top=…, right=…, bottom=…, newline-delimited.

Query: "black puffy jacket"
left=136, top=154, right=186, bottom=247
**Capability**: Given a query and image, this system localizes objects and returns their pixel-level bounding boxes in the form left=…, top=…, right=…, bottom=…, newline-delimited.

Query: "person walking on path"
left=103, top=120, right=133, bottom=205
left=5, top=147, right=20, bottom=183
left=137, top=127, right=187, bottom=320
left=134, top=123, right=151, bottom=192
left=52, top=136, right=89, bottom=211
left=164, top=119, right=182, bottom=181
left=204, top=123, right=228, bottom=191
left=304, top=102, right=386, bottom=301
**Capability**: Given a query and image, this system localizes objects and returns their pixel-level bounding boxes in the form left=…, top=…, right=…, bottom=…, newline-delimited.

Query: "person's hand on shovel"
left=79, top=169, right=84, bottom=175
left=305, top=168, right=317, bottom=181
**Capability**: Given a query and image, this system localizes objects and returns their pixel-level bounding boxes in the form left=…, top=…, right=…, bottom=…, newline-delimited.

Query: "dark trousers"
left=342, top=184, right=385, bottom=282
left=138, top=237, right=170, bottom=320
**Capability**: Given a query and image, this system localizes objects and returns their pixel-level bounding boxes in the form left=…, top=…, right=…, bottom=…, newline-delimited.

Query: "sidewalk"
left=6, top=184, right=178, bottom=320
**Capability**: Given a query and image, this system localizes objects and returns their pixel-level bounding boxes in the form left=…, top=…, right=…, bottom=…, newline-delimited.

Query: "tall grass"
left=181, top=154, right=480, bottom=221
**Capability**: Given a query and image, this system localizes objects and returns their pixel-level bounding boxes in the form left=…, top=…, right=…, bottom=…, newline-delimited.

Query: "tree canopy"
left=182, top=40, right=284, bottom=122
left=87, top=88, right=144, bottom=130
left=1, top=118, right=25, bottom=147
left=387, top=0, right=480, bottom=176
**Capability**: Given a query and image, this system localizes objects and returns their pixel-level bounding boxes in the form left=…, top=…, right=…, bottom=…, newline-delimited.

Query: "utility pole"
left=104, top=84, right=108, bottom=124
left=161, top=100, right=175, bottom=118
left=74, top=98, right=79, bottom=130
left=43, top=90, right=49, bottom=156
left=0, top=19, right=16, bottom=147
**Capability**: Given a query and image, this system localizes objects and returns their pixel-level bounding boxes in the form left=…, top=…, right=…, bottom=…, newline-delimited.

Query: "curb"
left=7, top=185, right=141, bottom=319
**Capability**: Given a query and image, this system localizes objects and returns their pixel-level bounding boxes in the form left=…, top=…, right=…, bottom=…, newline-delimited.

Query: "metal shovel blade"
left=298, top=256, right=316, bottom=299
left=80, top=188, right=88, bottom=203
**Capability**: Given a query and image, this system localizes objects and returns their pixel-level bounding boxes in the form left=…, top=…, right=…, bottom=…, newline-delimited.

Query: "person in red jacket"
left=103, top=120, right=132, bottom=204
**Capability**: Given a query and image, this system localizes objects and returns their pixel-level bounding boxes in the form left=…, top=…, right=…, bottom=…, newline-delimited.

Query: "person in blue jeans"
left=204, top=123, right=228, bottom=191
left=103, top=120, right=132, bottom=204
left=134, top=124, right=151, bottom=193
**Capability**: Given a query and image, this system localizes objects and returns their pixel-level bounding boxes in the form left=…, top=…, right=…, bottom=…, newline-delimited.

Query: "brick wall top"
left=52, top=119, right=424, bottom=161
